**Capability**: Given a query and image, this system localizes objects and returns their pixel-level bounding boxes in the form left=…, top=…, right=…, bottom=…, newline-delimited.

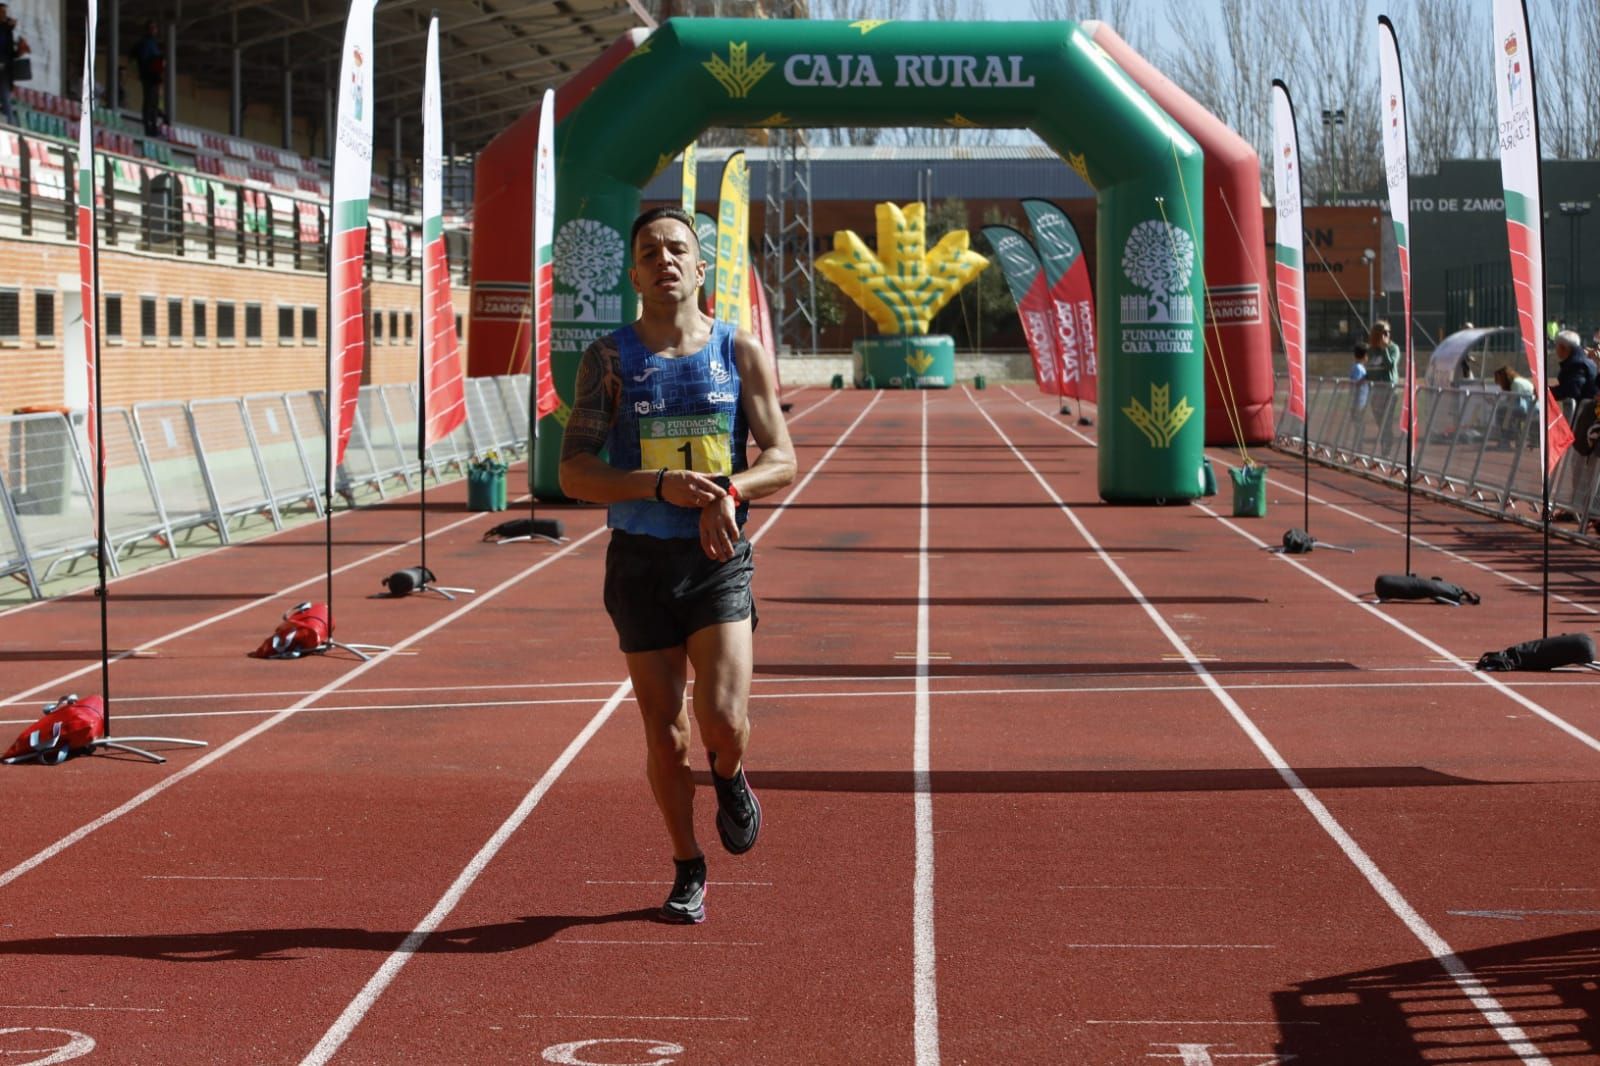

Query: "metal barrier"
left=0, top=374, right=527, bottom=601
left=1275, top=375, right=1600, bottom=542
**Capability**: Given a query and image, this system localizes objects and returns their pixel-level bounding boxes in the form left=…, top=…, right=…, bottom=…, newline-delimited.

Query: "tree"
left=1392, top=0, right=1490, bottom=174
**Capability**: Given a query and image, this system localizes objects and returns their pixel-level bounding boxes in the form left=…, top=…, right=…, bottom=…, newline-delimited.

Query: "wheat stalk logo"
left=1123, top=383, right=1194, bottom=449
left=704, top=42, right=773, bottom=99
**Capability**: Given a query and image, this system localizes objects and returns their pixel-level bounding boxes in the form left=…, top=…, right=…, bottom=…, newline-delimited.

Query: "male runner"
left=559, top=206, right=796, bottom=924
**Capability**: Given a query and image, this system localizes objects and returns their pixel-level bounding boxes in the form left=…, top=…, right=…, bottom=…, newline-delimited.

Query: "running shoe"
left=661, top=855, right=706, bottom=924
left=710, top=754, right=762, bottom=855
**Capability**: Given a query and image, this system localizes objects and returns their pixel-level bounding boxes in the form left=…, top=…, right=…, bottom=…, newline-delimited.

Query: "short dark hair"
left=631, top=206, right=698, bottom=250
left=1354, top=341, right=1370, bottom=357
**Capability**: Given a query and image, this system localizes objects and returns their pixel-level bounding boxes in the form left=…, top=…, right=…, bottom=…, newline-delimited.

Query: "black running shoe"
left=710, top=754, right=762, bottom=855
left=661, top=855, right=706, bottom=924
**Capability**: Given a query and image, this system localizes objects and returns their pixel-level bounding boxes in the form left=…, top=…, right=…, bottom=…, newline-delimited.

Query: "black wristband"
left=654, top=467, right=667, bottom=502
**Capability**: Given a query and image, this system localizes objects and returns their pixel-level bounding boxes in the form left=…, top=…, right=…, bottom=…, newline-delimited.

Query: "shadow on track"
left=692, top=766, right=1504, bottom=795
left=0, top=909, right=661, bottom=962
left=1273, top=928, right=1600, bottom=1063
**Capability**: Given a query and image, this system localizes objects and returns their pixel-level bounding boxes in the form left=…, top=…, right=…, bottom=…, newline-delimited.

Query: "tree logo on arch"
left=554, top=219, right=625, bottom=322
left=704, top=42, right=773, bottom=98
left=1120, top=220, right=1195, bottom=326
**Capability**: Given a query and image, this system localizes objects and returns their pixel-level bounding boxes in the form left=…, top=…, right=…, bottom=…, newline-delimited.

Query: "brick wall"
left=0, top=235, right=469, bottom=413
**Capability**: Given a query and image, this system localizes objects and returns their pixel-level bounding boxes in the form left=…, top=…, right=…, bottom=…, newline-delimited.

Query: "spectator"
left=1491, top=364, right=1534, bottom=447
left=0, top=3, right=16, bottom=126
left=1548, top=329, right=1598, bottom=404
left=1348, top=341, right=1371, bottom=450
left=130, top=19, right=164, bottom=136
left=1366, top=320, right=1401, bottom=450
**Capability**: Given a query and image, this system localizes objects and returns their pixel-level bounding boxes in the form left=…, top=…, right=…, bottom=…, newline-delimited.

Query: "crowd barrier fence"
left=1273, top=375, right=1600, bottom=544
left=0, top=374, right=533, bottom=601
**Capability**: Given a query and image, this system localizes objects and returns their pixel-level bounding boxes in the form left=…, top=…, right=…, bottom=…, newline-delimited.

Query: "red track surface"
left=2, top=385, right=1598, bottom=1066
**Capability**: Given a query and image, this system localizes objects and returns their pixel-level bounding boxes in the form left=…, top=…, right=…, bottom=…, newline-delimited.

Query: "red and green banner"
left=76, top=0, right=100, bottom=481
left=1377, top=16, right=1416, bottom=439
left=328, top=0, right=377, bottom=468
left=531, top=88, right=560, bottom=420
left=1493, top=0, right=1573, bottom=475
left=1021, top=198, right=1096, bottom=403
left=1269, top=80, right=1306, bottom=424
left=982, top=224, right=1061, bottom=396
left=422, top=17, right=466, bottom=448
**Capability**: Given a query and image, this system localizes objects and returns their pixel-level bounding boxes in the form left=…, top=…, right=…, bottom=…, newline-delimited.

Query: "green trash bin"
left=467, top=462, right=508, bottom=512
left=860, top=374, right=876, bottom=390
left=1201, top=458, right=1218, bottom=497
left=974, top=374, right=987, bottom=390
left=830, top=373, right=844, bottom=390
left=1229, top=464, right=1267, bottom=517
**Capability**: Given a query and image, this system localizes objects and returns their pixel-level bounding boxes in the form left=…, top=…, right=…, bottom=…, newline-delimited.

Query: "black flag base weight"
left=1270, top=528, right=1356, bottom=555
left=483, top=516, right=566, bottom=544
left=382, top=566, right=475, bottom=601
left=1477, top=632, right=1599, bottom=673
left=1373, top=574, right=1480, bottom=606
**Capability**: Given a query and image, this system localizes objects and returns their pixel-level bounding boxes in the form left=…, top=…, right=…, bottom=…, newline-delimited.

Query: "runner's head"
left=630, top=206, right=704, bottom=308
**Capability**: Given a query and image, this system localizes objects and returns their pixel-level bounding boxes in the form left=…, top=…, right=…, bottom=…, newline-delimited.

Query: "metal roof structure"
left=86, top=0, right=650, bottom=155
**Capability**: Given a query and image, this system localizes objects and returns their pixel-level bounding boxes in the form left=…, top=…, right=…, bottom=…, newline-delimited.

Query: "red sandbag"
left=3, top=695, right=106, bottom=764
left=249, top=601, right=333, bottom=659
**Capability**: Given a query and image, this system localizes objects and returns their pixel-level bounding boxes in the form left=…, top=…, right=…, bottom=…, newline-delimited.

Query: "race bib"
left=640, top=412, right=732, bottom=475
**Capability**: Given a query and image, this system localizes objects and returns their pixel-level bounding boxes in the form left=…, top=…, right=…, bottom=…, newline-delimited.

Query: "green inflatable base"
left=854, top=335, right=956, bottom=390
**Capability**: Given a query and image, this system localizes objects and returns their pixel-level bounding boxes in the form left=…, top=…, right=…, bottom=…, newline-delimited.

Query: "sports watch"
left=711, top=475, right=743, bottom=506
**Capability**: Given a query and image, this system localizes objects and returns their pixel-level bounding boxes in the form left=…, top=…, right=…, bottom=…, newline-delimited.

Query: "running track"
left=1, top=385, right=1598, bottom=1066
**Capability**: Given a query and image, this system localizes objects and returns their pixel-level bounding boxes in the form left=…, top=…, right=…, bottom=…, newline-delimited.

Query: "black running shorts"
left=603, top=529, right=758, bottom=653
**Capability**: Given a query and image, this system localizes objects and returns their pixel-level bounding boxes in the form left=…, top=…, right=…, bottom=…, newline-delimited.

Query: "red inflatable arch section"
left=466, top=29, right=651, bottom=380
left=1084, top=22, right=1276, bottom=446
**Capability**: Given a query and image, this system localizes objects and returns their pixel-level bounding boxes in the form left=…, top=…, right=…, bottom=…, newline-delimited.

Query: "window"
left=104, top=294, right=123, bottom=340
left=167, top=298, right=183, bottom=342
left=34, top=290, right=55, bottom=341
left=244, top=302, right=262, bottom=344
left=140, top=296, right=158, bottom=343
left=193, top=299, right=208, bottom=344
left=0, top=289, right=19, bottom=341
left=277, top=305, right=295, bottom=343
left=372, top=310, right=384, bottom=341
left=217, top=300, right=236, bottom=343
left=388, top=310, right=399, bottom=344
left=403, top=311, right=414, bottom=342
left=301, top=305, right=318, bottom=345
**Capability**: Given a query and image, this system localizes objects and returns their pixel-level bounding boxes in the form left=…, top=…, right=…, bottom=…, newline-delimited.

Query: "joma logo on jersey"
left=706, top=391, right=736, bottom=404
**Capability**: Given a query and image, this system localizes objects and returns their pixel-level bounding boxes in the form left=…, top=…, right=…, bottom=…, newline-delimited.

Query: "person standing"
left=1548, top=329, right=1598, bottom=403
left=1366, top=320, right=1401, bottom=451
left=1347, top=341, right=1370, bottom=451
left=0, top=4, right=17, bottom=126
left=130, top=20, right=164, bottom=136
left=560, top=206, right=796, bottom=924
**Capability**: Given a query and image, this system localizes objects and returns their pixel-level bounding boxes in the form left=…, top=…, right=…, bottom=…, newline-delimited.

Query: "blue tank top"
left=606, top=320, right=749, bottom=538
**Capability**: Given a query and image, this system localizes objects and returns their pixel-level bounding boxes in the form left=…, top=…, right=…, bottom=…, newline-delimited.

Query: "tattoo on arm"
left=561, top=337, right=620, bottom=461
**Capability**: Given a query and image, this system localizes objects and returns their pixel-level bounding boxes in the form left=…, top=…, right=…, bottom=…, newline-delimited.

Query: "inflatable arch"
left=547, top=18, right=1208, bottom=503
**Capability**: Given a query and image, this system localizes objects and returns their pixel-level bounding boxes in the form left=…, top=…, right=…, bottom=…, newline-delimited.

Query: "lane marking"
left=1448, top=909, right=1600, bottom=920
left=299, top=382, right=882, bottom=1065
left=1063, top=943, right=1275, bottom=950
left=299, top=680, right=636, bottom=1066
left=0, top=504, right=512, bottom=709
left=521, top=1014, right=749, bottom=1023
left=550, top=938, right=762, bottom=946
left=0, top=523, right=611, bottom=893
left=0, top=1005, right=162, bottom=1013
left=142, top=875, right=324, bottom=882
left=913, top=389, right=940, bottom=1066
left=976, top=389, right=1554, bottom=1066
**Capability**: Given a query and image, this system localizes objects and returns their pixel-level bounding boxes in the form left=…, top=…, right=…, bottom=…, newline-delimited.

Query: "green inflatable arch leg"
left=543, top=18, right=1206, bottom=503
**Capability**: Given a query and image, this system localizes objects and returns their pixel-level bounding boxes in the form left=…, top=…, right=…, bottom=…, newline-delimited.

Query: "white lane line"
left=1219, top=455, right=1599, bottom=619
left=1448, top=909, right=1600, bottom=920
left=551, top=938, right=762, bottom=946
left=0, top=1005, right=164, bottom=1013
left=142, top=875, right=324, bottom=882
left=1063, top=943, right=1276, bottom=950
left=299, top=378, right=883, bottom=1065
left=1010, top=398, right=1600, bottom=757
left=0, top=523, right=611, bottom=893
left=299, top=680, right=635, bottom=1066
left=913, top=389, right=940, bottom=1066
left=520, top=1013, right=750, bottom=1022
left=0, top=504, right=507, bottom=709
left=973, top=390, right=1554, bottom=1066
left=1196, top=503, right=1600, bottom=757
